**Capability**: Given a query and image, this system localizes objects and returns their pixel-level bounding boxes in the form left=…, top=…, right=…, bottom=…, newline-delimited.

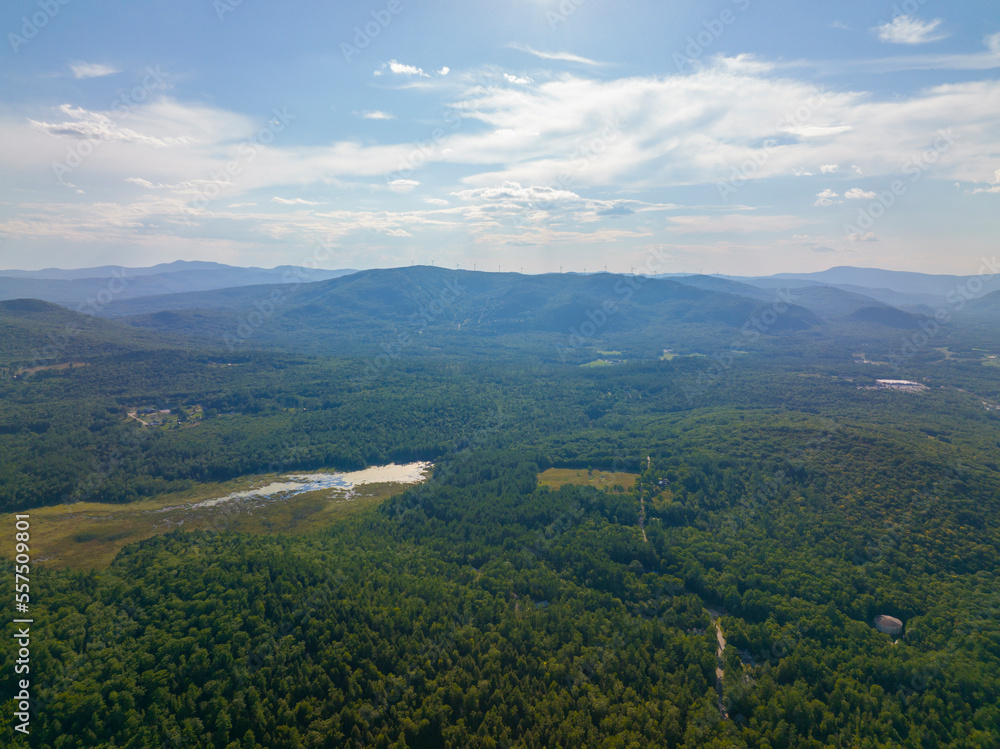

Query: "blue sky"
left=1, top=0, right=999, bottom=275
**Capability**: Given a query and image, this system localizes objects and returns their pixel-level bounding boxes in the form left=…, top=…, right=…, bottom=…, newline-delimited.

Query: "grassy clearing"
left=538, top=467, right=638, bottom=492
left=660, top=350, right=707, bottom=361
left=4, top=469, right=429, bottom=570
left=15, top=361, right=89, bottom=375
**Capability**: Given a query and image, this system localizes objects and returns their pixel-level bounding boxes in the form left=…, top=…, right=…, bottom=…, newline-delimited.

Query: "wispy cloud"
left=29, top=104, right=194, bottom=147
left=70, top=62, right=120, bottom=79
left=503, top=73, right=533, bottom=85
left=272, top=197, right=321, bottom=205
left=791, top=33, right=1000, bottom=73
left=358, top=110, right=396, bottom=120
left=874, top=15, right=946, bottom=45
left=967, top=168, right=1000, bottom=194
left=506, top=43, right=605, bottom=66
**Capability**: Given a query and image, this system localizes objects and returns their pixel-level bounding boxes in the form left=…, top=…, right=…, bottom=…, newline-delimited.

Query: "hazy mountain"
left=820, top=284, right=944, bottom=313
left=956, top=289, right=1000, bottom=318
left=0, top=261, right=355, bottom=306
left=664, top=274, right=775, bottom=301
left=0, top=299, right=188, bottom=366
left=87, top=266, right=953, bottom=361
left=7, top=265, right=982, bottom=362
left=744, top=265, right=1000, bottom=299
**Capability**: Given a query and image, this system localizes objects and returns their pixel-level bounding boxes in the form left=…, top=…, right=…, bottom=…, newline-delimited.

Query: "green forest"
left=1, top=275, right=999, bottom=748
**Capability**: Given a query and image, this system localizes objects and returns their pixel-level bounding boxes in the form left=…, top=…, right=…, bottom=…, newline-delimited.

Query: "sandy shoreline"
left=188, top=461, right=432, bottom=509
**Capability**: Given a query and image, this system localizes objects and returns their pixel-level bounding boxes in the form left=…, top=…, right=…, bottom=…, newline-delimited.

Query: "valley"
left=1, top=264, right=998, bottom=747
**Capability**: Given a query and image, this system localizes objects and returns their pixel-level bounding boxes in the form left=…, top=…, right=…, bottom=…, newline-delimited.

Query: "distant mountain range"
left=714, top=265, right=1000, bottom=311
left=1, top=263, right=996, bottom=364
left=0, top=261, right=355, bottom=308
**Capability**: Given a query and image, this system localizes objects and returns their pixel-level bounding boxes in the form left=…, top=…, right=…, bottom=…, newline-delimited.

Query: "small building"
left=874, top=615, right=903, bottom=636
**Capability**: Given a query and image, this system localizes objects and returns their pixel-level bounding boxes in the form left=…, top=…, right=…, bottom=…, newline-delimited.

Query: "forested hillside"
left=1, top=267, right=999, bottom=748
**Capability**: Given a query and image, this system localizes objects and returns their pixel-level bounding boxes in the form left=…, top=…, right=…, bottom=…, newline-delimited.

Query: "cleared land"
left=4, top=465, right=430, bottom=569
left=537, top=467, right=638, bottom=492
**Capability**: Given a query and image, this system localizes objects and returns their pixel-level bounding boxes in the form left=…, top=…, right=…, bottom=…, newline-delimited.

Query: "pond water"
left=188, top=461, right=432, bottom=509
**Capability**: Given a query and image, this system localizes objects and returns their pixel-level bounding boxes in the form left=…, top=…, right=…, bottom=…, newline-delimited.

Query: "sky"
left=1, top=0, right=999, bottom=276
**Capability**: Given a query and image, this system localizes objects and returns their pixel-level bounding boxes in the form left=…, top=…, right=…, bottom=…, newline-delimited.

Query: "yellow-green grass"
left=660, top=352, right=707, bottom=361
left=3, top=469, right=429, bottom=570
left=538, top=468, right=638, bottom=492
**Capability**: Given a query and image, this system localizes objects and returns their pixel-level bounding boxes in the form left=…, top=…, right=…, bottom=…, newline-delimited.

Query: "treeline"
left=4, top=347, right=1000, bottom=517
left=4, top=444, right=998, bottom=747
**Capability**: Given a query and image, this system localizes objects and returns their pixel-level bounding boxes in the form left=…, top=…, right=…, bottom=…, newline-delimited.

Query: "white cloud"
left=664, top=214, right=806, bottom=234
left=272, top=197, right=321, bottom=205
left=813, top=189, right=842, bottom=207
left=874, top=16, right=946, bottom=45
left=967, top=168, right=1000, bottom=194
left=373, top=226, right=413, bottom=237
left=375, top=60, right=428, bottom=77
left=425, top=198, right=450, bottom=205
left=844, top=187, right=877, bottom=199
left=70, top=62, right=120, bottom=79
left=438, top=67, right=450, bottom=76
left=359, top=110, right=396, bottom=120
left=29, top=104, right=195, bottom=147
left=506, top=43, right=604, bottom=66
left=503, top=73, right=533, bottom=85
left=847, top=232, right=879, bottom=242
left=6, top=58, right=1000, bottom=263
left=388, top=179, right=420, bottom=193
left=820, top=164, right=839, bottom=173
left=451, top=181, right=669, bottom=229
